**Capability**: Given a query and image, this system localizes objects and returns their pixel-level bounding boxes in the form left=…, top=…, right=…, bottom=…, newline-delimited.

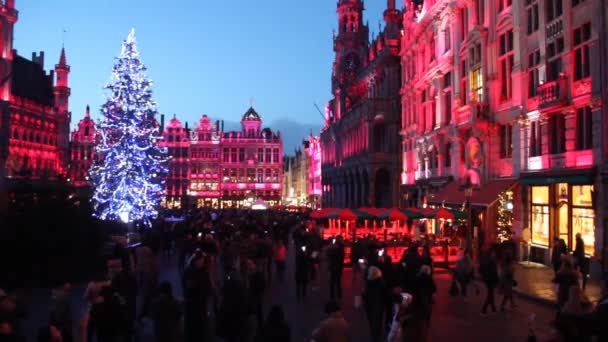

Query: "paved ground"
left=16, top=240, right=564, bottom=342
left=513, top=261, right=602, bottom=305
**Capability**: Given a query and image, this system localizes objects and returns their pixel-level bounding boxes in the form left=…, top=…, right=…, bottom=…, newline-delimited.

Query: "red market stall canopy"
left=377, top=207, right=422, bottom=221
left=309, top=208, right=340, bottom=219
left=423, top=207, right=467, bottom=220
left=327, top=208, right=374, bottom=220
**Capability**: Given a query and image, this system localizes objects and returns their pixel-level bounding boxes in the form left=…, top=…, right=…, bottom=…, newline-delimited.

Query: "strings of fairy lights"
left=89, top=29, right=169, bottom=227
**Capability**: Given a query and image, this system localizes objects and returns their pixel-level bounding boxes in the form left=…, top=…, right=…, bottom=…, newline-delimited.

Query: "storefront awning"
left=427, top=179, right=517, bottom=207
left=520, top=173, right=593, bottom=185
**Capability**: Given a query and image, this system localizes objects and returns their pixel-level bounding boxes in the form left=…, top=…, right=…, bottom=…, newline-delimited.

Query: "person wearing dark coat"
left=182, top=254, right=212, bottom=342
left=246, top=259, right=267, bottom=329
left=479, top=249, right=499, bottom=315
left=111, top=268, right=137, bottom=338
left=89, top=286, right=129, bottom=342
left=573, top=234, right=589, bottom=289
left=554, top=258, right=579, bottom=310
left=216, top=271, right=251, bottom=342
left=295, top=246, right=311, bottom=300
left=551, top=238, right=567, bottom=277
left=401, top=244, right=421, bottom=292
left=364, top=266, right=386, bottom=342
left=327, top=238, right=345, bottom=300
left=255, top=305, right=290, bottom=342
left=151, top=282, right=182, bottom=342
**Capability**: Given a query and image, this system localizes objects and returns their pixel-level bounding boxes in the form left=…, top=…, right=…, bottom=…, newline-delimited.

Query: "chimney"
left=215, top=120, right=219, bottom=132
left=221, top=120, right=224, bottom=132
left=160, top=114, right=165, bottom=132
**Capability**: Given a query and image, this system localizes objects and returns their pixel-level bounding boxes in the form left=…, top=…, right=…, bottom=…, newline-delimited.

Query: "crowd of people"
left=0, top=209, right=607, bottom=342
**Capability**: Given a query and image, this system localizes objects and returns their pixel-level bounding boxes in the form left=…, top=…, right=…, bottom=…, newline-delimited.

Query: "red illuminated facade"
left=321, top=0, right=403, bottom=209
left=0, top=0, right=72, bottom=198
left=160, top=107, right=283, bottom=209
left=398, top=0, right=608, bottom=271
left=69, top=106, right=98, bottom=187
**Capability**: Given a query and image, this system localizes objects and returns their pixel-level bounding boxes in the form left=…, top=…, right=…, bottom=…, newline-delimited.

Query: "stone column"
left=564, top=110, right=576, bottom=152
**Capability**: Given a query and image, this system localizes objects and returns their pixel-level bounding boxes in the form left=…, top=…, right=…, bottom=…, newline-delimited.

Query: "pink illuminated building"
left=160, top=107, right=283, bottom=208
left=399, top=0, right=608, bottom=272
left=69, top=106, right=98, bottom=187
left=282, top=135, right=322, bottom=208
left=321, top=0, right=403, bottom=209
left=306, top=135, right=322, bottom=208
left=0, top=0, right=72, bottom=199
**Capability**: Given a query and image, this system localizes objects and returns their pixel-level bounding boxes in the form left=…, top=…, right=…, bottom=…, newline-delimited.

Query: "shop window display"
left=531, top=186, right=549, bottom=247
left=572, top=185, right=594, bottom=255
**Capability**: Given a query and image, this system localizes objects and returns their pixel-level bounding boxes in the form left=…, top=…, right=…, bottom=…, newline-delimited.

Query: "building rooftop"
left=11, top=54, right=54, bottom=107
left=241, top=106, right=261, bottom=121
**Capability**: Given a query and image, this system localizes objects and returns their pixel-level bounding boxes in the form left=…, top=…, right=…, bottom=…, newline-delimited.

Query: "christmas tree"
left=90, top=29, right=169, bottom=226
left=496, top=190, right=514, bottom=242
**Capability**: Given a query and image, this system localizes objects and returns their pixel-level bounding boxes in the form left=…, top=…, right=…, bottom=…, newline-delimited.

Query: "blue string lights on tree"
left=90, top=29, right=169, bottom=227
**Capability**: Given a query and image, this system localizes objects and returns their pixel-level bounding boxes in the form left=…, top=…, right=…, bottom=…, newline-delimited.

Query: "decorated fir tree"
left=90, top=29, right=168, bottom=226
left=496, top=190, right=514, bottom=242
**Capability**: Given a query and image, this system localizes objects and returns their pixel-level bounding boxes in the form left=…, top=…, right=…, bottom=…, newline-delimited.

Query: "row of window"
left=221, top=168, right=281, bottom=183
left=529, top=106, right=593, bottom=157
left=11, top=130, right=57, bottom=146
left=222, top=147, right=280, bottom=164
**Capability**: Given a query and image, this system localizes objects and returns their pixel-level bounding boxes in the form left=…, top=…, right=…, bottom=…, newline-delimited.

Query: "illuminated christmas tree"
left=496, top=190, right=514, bottom=242
left=90, top=29, right=168, bottom=226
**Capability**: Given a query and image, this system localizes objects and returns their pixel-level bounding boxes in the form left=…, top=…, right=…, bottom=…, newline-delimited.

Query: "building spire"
left=58, top=46, right=67, bottom=67
left=85, top=105, right=90, bottom=118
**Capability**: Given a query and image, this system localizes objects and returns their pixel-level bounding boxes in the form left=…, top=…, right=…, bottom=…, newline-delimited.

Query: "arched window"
left=29, top=132, right=33, bottom=142
left=13, top=130, right=18, bottom=139
left=85, top=126, right=90, bottom=136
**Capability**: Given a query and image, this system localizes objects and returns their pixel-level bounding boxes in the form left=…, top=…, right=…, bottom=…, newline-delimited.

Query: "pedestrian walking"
left=499, top=254, right=517, bottom=311
left=479, top=248, right=499, bottom=315
left=551, top=238, right=567, bottom=277
left=273, top=239, right=287, bottom=282
left=150, top=282, right=182, bottom=342
left=295, top=245, right=311, bottom=300
left=363, top=266, right=386, bottom=342
left=327, top=237, right=345, bottom=300
left=554, top=257, right=579, bottom=310
left=573, top=234, right=589, bottom=290
left=246, top=259, right=266, bottom=330
left=454, top=250, right=474, bottom=297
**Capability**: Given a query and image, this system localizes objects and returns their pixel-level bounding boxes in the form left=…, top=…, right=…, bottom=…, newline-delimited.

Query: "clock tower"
left=332, top=0, right=368, bottom=120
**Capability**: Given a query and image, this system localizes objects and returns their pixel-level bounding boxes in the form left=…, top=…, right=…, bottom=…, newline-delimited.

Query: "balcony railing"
left=538, top=76, right=568, bottom=109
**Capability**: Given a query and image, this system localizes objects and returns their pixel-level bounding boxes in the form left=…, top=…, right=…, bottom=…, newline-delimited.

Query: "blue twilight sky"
left=15, top=0, right=387, bottom=151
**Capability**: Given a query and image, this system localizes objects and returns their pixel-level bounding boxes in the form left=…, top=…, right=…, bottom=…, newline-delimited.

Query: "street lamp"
left=460, top=177, right=478, bottom=255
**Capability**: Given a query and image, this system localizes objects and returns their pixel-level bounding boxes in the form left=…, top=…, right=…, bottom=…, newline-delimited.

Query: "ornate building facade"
left=399, top=0, right=608, bottom=271
left=321, top=0, right=403, bottom=209
left=69, top=106, right=98, bottom=187
left=282, top=135, right=322, bottom=208
left=160, top=107, right=283, bottom=209
left=0, top=0, right=72, bottom=206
